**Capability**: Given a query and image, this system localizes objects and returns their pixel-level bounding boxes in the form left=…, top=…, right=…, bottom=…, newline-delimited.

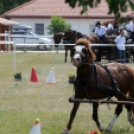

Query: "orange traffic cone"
left=29, top=118, right=41, bottom=134
left=30, top=68, right=39, bottom=83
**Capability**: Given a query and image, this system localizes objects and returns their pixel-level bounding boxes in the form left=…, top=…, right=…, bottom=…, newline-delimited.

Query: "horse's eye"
left=82, top=48, right=88, bottom=56
left=70, top=48, right=76, bottom=57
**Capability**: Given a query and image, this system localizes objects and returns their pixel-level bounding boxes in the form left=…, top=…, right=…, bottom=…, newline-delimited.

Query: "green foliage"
left=0, top=0, right=31, bottom=15
left=65, top=0, right=134, bottom=18
left=47, top=16, right=71, bottom=34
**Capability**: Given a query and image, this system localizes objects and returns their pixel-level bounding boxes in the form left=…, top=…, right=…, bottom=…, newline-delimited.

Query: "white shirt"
left=94, top=26, right=107, bottom=36
left=107, top=23, right=114, bottom=30
left=127, top=22, right=134, bottom=32
left=114, top=35, right=126, bottom=50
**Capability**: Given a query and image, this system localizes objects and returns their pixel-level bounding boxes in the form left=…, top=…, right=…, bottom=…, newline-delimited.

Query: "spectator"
left=127, top=18, right=134, bottom=41
left=114, top=29, right=126, bottom=63
left=94, top=21, right=108, bottom=43
left=94, top=21, right=108, bottom=62
left=107, top=21, right=114, bottom=31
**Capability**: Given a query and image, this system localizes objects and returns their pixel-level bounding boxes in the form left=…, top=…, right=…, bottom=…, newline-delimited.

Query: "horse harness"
left=74, top=63, right=125, bottom=100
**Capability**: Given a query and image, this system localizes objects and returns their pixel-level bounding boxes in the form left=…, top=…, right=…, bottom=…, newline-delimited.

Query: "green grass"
left=0, top=52, right=134, bottom=134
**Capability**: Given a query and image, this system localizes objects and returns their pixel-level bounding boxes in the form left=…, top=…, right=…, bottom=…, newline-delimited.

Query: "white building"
left=2, top=0, right=133, bottom=36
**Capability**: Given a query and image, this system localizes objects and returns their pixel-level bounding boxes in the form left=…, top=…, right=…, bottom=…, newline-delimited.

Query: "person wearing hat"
left=114, top=29, right=126, bottom=63
left=94, top=21, right=108, bottom=62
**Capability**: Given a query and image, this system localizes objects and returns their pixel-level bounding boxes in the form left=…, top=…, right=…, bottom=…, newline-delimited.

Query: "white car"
left=12, top=31, right=52, bottom=50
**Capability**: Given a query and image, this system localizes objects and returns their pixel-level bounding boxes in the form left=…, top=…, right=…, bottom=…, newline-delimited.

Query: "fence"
left=1, top=33, right=134, bottom=71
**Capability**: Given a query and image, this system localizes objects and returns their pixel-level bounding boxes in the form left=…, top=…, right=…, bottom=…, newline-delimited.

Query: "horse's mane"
left=76, top=38, right=96, bottom=61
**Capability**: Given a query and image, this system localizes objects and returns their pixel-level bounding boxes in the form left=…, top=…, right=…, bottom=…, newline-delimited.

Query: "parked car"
left=12, top=25, right=52, bottom=50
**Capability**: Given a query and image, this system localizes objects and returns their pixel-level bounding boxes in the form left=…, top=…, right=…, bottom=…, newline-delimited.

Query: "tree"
left=47, top=16, right=71, bottom=34
left=65, top=0, right=134, bottom=18
left=0, top=0, right=31, bottom=15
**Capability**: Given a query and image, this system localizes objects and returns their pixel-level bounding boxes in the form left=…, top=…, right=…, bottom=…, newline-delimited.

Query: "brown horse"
left=62, top=30, right=76, bottom=62
left=63, top=30, right=90, bottom=62
left=63, top=30, right=116, bottom=62
left=62, top=38, right=134, bottom=134
left=53, top=31, right=74, bottom=62
left=53, top=30, right=89, bottom=62
left=53, top=32, right=64, bottom=52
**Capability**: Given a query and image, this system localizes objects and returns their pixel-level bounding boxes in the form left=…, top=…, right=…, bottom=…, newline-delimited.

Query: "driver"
left=94, top=21, right=108, bottom=43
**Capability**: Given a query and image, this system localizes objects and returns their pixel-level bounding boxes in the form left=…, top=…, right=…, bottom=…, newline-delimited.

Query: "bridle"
left=71, top=46, right=90, bottom=66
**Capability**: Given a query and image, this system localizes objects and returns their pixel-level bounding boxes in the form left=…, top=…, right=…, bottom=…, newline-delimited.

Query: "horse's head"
left=71, top=38, right=96, bottom=67
left=75, top=32, right=84, bottom=40
left=63, top=30, right=76, bottom=44
left=76, top=32, right=89, bottom=41
left=53, top=33, right=64, bottom=44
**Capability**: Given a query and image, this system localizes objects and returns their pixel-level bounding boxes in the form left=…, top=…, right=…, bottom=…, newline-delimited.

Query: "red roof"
left=3, top=0, right=134, bottom=19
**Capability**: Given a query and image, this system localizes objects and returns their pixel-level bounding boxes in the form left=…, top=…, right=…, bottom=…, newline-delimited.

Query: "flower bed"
left=14, top=72, right=22, bottom=81
left=68, top=72, right=76, bottom=84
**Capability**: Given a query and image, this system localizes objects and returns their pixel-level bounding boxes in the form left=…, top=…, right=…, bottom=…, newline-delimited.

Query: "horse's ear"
left=70, top=47, right=75, bottom=57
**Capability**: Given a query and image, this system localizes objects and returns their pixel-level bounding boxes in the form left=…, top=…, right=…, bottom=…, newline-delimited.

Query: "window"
left=13, top=32, right=25, bottom=35
left=35, top=24, right=44, bottom=35
left=25, top=32, right=34, bottom=38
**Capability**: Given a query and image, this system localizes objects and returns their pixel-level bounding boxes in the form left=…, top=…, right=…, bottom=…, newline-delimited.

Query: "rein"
left=74, top=62, right=131, bottom=101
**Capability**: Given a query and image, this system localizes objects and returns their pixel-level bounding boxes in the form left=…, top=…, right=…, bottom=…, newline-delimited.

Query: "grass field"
left=0, top=52, right=134, bottom=134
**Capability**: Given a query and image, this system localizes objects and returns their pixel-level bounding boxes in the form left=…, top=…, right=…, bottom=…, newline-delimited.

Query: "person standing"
left=114, top=30, right=126, bottom=63
left=94, top=21, right=108, bottom=62
left=127, top=18, right=134, bottom=41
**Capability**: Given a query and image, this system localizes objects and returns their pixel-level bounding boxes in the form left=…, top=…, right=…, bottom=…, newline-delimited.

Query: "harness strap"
left=87, top=83, right=116, bottom=95
left=93, top=63, right=99, bottom=84
left=103, top=66, right=121, bottom=94
left=74, top=63, right=120, bottom=98
left=74, top=62, right=131, bottom=102
left=74, top=64, right=95, bottom=100
left=92, top=64, right=117, bottom=96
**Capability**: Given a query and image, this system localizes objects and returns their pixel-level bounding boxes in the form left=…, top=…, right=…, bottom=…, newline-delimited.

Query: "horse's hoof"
left=99, top=124, right=104, bottom=132
left=62, top=129, right=70, bottom=134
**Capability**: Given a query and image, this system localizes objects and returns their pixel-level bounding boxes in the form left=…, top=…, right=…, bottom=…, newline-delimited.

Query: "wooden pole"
left=69, top=97, right=134, bottom=105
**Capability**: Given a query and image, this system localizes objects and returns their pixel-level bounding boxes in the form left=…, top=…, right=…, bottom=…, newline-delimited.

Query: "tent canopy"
left=0, top=18, right=19, bottom=26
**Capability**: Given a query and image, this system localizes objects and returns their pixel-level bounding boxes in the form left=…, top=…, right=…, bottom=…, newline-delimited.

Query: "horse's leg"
left=62, top=102, right=80, bottom=134
left=125, top=105, right=134, bottom=125
left=105, top=104, right=123, bottom=133
left=70, top=50, right=72, bottom=62
left=56, top=46, right=59, bottom=53
left=64, top=49, right=68, bottom=62
left=54, top=45, right=58, bottom=53
left=92, top=103, right=104, bottom=132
